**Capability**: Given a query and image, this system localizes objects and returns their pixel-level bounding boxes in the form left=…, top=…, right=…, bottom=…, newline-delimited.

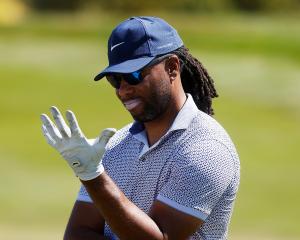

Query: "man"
left=41, top=16, right=240, bottom=240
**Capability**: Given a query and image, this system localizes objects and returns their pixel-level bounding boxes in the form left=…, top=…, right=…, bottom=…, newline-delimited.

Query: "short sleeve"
left=157, top=140, right=235, bottom=221
left=76, top=184, right=93, bottom=203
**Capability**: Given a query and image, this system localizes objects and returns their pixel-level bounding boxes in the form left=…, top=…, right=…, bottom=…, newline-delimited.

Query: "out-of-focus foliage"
left=232, top=0, right=300, bottom=11
left=86, top=0, right=231, bottom=12
left=27, top=0, right=82, bottom=11
left=25, top=0, right=300, bottom=12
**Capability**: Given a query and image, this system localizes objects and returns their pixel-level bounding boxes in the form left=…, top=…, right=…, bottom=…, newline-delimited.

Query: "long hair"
left=173, top=46, right=218, bottom=116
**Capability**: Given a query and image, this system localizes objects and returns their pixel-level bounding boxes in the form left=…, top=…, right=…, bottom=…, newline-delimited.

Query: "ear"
left=165, top=55, right=180, bottom=82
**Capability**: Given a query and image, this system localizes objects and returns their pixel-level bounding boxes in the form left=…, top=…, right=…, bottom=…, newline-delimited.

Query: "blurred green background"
left=0, top=0, right=300, bottom=239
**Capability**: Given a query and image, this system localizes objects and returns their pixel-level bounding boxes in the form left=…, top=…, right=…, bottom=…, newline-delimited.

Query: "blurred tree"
left=231, top=0, right=263, bottom=11
left=263, top=0, right=300, bottom=11
left=87, top=0, right=231, bottom=12
left=29, top=0, right=82, bottom=11
left=231, top=0, right=300, bottom=11
left=25, top=0, right=300, bottom=12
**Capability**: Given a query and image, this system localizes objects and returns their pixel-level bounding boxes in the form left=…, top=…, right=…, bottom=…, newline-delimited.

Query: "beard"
left=131, top=80, right=172, bottom=123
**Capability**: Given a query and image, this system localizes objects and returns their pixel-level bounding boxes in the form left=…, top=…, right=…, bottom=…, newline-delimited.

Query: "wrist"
left=77, top=164, right=105, bottom=181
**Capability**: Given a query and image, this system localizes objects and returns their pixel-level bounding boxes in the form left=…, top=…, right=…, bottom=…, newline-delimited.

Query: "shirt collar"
left=129, top=93, right=199, bottom=136
left=168, top=93, right=199, bottom=132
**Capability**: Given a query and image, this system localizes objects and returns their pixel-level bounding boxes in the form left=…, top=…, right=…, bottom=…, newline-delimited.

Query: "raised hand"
left=40, top=106, right=116, bottom=181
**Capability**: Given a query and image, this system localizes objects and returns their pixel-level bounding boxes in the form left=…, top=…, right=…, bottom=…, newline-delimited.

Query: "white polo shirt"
left=78, top=94, right=240, bottom=239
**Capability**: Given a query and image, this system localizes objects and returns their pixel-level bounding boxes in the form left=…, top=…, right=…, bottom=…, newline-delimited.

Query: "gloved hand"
left=40, top=106, right=116, bottom=181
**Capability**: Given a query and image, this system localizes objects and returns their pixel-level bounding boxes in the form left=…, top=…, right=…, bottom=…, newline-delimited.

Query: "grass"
left=0, top=11, right=299, bottom=239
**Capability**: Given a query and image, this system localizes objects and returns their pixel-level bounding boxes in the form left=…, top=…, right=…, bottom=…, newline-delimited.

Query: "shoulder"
left=188, top=111, right=232, bottom=141
left=163, top=135, right=240, bottom=206
left=179, top=111, right=239, bottom=161
left=173, top=111, right=240, bottom=175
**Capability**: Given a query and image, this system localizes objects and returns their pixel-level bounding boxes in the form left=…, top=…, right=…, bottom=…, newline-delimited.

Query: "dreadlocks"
left=173, top=46, right=218, bottom=116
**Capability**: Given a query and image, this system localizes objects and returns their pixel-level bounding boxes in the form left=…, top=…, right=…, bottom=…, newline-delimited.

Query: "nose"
left=117, top=78, right=134, bottom=98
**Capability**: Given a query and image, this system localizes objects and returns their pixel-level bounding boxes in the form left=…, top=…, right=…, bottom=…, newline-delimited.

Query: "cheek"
left=157, top=78, right=171, bottom=97
left=153, top=70, right=171, bottom=92
left=145, top=67, right=169, bottom=87
left=133, top=66, right=170, bottom=99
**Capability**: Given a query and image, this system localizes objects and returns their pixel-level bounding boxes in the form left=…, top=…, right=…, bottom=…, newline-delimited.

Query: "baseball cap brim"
left=94, top=56, right=156, bottom=81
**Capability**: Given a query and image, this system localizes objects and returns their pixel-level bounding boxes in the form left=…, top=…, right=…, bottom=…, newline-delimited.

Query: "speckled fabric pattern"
left=77, top=95, right=240, bottom=240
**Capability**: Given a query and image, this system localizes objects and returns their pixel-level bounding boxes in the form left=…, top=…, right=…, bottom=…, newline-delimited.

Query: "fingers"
left=41, top=125, right=56, bottom=147
left=66, top=110, right=84, bottom=138
left=50, top=106, right=71, bottom=138
left=101, top=128, right=117, bottom=138
left=41, top=107, right=84, bottom=139
left=40, top=114, right=62, bottom=141
left=93, top=128, right=116, bottom=154
left=98, top=128, right=117, bottom=144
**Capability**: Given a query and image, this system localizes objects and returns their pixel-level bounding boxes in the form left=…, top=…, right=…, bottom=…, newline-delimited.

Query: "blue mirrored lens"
left=106, top=70, right=142, bottom=89
left=123, top=71, right=142, bottom=85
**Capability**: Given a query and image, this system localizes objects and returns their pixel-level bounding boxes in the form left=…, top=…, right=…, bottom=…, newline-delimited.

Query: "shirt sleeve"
left=157, top=139, right=235, bottom=221
left=76, top=184, right=93, bottom=203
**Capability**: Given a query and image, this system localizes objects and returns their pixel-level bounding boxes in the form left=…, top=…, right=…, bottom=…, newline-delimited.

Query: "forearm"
left=81, top=172, right=164, bottom=240
left=64, top=229, right=108, bottom=240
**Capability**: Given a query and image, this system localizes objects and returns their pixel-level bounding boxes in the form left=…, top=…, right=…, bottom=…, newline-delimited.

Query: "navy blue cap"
left=94, top=16, right=183, bottom=81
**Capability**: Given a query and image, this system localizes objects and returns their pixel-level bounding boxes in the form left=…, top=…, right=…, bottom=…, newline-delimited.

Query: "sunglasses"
left=106, top=54, right=173, bottom=89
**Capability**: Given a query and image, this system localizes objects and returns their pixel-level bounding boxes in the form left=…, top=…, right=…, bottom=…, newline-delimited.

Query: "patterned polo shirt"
left=77, top=94, right=240, bottom=239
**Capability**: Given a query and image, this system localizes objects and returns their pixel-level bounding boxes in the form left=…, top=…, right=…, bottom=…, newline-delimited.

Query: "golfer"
left=41, top=16, right=240, bottom=240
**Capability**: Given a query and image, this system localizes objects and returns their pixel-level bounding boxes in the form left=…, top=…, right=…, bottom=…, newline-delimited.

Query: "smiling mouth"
left=123, top=99, right=142, bottom=111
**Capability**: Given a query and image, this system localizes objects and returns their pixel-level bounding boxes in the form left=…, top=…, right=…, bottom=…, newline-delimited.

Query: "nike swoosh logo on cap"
left=111, top=42, right=125, bottom=51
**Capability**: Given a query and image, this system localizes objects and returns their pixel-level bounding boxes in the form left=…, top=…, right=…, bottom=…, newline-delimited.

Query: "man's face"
left=115, top=61, right=172, bottom=122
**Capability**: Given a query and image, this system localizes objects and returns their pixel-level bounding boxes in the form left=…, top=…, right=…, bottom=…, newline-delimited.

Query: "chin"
left=131, top=113, right=150, bottom=122
left=131, top=111, right=159, bottom=123
left=130, top=103, right=163, bottom=122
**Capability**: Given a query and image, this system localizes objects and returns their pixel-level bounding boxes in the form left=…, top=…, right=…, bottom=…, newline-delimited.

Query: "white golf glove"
left=40, top=106, right=116, bottom=181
